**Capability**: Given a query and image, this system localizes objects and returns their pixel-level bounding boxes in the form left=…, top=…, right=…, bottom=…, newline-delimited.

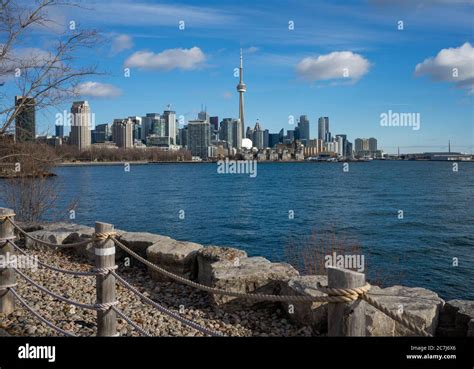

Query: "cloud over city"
left=111, top=34, right=133, bottom=54
left=124, top=47, right=206, bottom=71
left=296, top=51, right=371, bottom=83
left=76, top=81, right=122, bottom=98
left=414, top=42, right=474, bottom=95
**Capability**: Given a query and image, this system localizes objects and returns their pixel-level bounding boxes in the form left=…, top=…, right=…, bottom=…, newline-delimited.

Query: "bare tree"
left=0, top=0, right=101, bottom=135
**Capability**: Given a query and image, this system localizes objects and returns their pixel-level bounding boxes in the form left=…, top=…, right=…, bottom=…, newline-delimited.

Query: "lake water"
left=39, top=162, right=474, bottom=300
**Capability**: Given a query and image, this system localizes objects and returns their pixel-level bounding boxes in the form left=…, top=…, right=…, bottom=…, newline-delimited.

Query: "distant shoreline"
left=55, top=159, right=472, bottom=167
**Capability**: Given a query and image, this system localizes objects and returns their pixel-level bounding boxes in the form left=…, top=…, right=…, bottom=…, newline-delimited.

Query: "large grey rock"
left=146, top=239, right=203, bottom=281
left=437, top=299, right=474, bottom=337
left=115, top=231, right=172, bottom=258
left=280, top=275, right=328, bottom=334
left=205, top=256, right=299, bottom=309
left=366, top=285, right=444, bottom=336
left=196, top=246, right=247, bottom=286
left=24, top=223, right=85, bottom=249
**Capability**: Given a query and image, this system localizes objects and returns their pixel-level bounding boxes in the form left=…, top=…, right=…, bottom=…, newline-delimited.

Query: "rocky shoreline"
left=1, top=222, right=472, bottom=337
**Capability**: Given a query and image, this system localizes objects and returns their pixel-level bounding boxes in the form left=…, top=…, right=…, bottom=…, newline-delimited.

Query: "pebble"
left=4, top=245, right=315, bottom=337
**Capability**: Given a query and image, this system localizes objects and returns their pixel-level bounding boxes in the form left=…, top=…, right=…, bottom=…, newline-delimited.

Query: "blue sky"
left=17, top=0, right=474, bottom=153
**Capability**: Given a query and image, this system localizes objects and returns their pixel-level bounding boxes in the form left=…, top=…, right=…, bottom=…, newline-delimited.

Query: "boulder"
left=204, top=256, right=299, bottom=309
left=366, top=285, right=444, bottom=336
left=146, top=239, right=203, bottom=281
left=24, top=229, right=75, bottom=249
left=115, top=231, right=172, bottom=258
left=196, top=246, right=247, bottom=286
left=437, top=299, right=474, bottom=337
left=280, top=275, right=328, bottom=334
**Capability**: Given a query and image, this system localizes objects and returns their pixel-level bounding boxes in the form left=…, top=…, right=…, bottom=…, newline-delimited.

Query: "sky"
left=9, top=0, right=474, bottom=153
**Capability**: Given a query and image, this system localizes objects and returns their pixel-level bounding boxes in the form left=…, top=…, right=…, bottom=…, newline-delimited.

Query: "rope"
left=361, top=294, right=431, bottom=337
left=111, top=237, right=352, bottom=303
left=0, top=282, right=18, bottom=289
left=13, top=267, right=116, bottom=311
left=111, top=270, right=223, bottom=337
left=9, top=288, right=76, bottom=337
left=8, top=241, right=98, bottom=277
left=94, top=231, right=117, bottom=240
left=111, top=306, right=152, bottom=337
left=111, top=237, right=431, bottom=336
left=7, top=218, right=94, bottom=248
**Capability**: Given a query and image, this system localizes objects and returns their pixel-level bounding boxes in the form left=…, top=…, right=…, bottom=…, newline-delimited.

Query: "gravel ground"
left=0, top=245, right=313, bottom=337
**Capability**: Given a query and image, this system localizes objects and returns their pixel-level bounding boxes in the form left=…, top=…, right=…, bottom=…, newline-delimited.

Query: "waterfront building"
left=252, top=121, right=264, bottom=149
left=369, top=137, right=377, bottom=152
left=141, top=113, right=160, bottom=141
left=268, top=133, right=280, bottom=148
left=55, top=124, right=64, bottom=138
left=70, top=101, right=92, bottom=150
left=188, top=120, right=210, bottom=159
left=236, top=49, right=246, bottom=138
left=162, top=109, right=177, bottom=145
left=210, top=116, right=219, bottom=131
left=298, top=115, right=310, bottom=145
left=318, top=117, right=329, bottom=142
left=92, top=123, right=110, bottom=143
left=263, top=129, right=269, bottom=149
left=112, top=118, right=133, bottom=149
left=15, top=96, right=36, bottom=142
left=178, top=126, right=188, bottom=147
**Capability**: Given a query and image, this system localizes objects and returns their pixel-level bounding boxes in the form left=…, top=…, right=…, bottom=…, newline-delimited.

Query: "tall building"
left=128, top=116, right=142, bottom=142
left=210, top=116, right=219, bottom=131
left=263, top=129, right=269, bottom=149
left=236, top=49, right=246, bottom=138
left=318, top=117, right=329, bottom=142
left=112, top=118, right=133, bottom=149
left=55, top=124, right=64, bottom=138
left=335, top=134, right=347, bottom=156
left=198, top=108, right=209, bottom=123
left=298, top=115, right=310, bottom=144
left=188, top=120, right=210, bottom=159
left=369, top=137, right=377, bottom=152
left=268, top=133, right=280, bottom=148
left=92, top=123, right=110, bottom=143
left=141, top=113, right=160, bottom=141
left=15, top=96, right=36, bottom=142
left=220, top=118, right=242, bottom=149
left=70, top=101, right=91, bottom=150
left=162, top=110, right=177, bottom=145
left=354, top=138, right=363, bottom=153
left=252, top=121, right=264, bottom=149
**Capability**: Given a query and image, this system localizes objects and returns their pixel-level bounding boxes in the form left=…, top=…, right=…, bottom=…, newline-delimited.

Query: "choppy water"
left=15, top=161, right=474, bottom=300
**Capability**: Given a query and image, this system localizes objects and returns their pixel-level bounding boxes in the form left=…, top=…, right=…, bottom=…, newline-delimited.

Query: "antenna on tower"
left=448, top=139, right=451, bottom=153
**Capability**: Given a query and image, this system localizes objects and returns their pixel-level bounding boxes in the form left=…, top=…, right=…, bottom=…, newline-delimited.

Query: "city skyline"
left=1, top=0, right=473, bottom=154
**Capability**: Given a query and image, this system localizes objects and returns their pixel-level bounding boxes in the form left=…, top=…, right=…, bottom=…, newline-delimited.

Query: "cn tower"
left=236, top=48, right=246, bottom=138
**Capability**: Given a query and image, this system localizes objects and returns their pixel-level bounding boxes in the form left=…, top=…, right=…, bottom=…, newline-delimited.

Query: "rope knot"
left=0, top=214, right=15, bottom=222
left=94, top=231, right=117, bottom=240
left=94, top=300, right=119, bottom=311
left=317, top=282, right=371, bottom=303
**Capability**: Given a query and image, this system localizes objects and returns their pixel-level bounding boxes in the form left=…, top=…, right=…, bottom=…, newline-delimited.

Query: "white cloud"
left=244, top=46, right=259, bottom=54
left=296, top=51, right=371, bottom=82
left=415, top=42, right=474, bottom=95
left=111, top=34, right=133, bottom=54
left=76, top=82, right=122, bottom=98
left=222, top=91, right=232, bottom=99
left=124, top=47, right=206, bottom=71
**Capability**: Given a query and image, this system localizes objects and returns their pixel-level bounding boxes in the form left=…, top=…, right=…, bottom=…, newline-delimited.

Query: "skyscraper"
left=298, top=115, right=310, bottom=144
left=55, top=124, right=64, bottom=138
left=252, top=121, right=264, bottom=149
left=15, top=96, right=36, bottom=142
left=163, top=109, right=177, bottom=145
left=209, top=116, right=219, bottom=131
left=112, top=118, right=133, bottom=149
left=318, top=117, right=329, bottom=142
left=188, top=120, right=210, bottom=159
left=70, top=101, right=91, bottom=150
left=369, top=137, right=377, bottom=152
left=236, top=49, right=246, bottom=138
